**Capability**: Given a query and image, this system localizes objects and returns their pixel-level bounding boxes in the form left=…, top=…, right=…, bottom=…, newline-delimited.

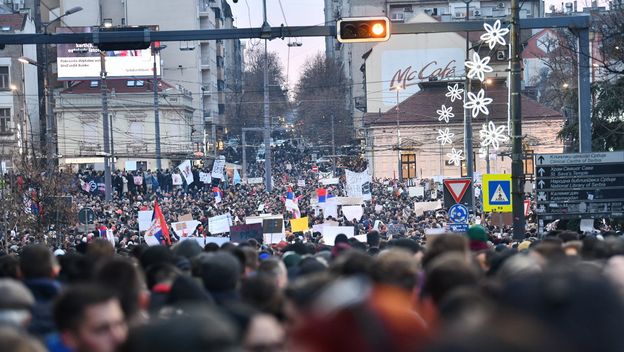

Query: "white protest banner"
left=322, top=204, right=338, bottom=219
left=211, top=158, right=226, bottom=179
left=247, top=177, right=263, bottom=185
left=354, top=234, right=368, bottom=243
left=374, top=204, right=383, bottom=213
left=321, top=226, right=354, bottom=245
left=297, top=179, right=306, bottom=187
left=180, top=236, right=230, bottom=247
left=321, top=177, right=340, bottom=185
left=208, top=214, right=232, bottom=234
left=125, top=161, right=137, bottom=171
left=408, top=186, right=425, bottom=198
left=138, top=211, right=154, bottom=231
left=172, top=174, right=183, bottom=186
left=199, top=172, right=212, bottom=184
left=342, top=205, right=364, bottom=221
left=431, top=190, right=437, bottom=199
left=263, top=233, right=286, bottom=244
left=413, top=201, right=443, bottom=216
left=171, top=220, right=201, bottom=237
left=178, top=160, right=194, bottom=185
left=580, top=219, right=596, bottom=233
left=335, top=197, right=364, bottom=206
left=345, top=168, right=372, bottom=200
left=373, top=220, right=383, bottom=231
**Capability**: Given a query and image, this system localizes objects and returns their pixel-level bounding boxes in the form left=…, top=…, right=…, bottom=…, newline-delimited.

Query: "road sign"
left=535, top=151, right=624, bottom=220
left=448, top=204, right=469, bottom=223
left=311, top=165, right=318, bottom=173
left=482, top=174, right=512, bottom=212
left=78, top=208, right=95, bottom=225
left=443, top=178, right=473, bottom=208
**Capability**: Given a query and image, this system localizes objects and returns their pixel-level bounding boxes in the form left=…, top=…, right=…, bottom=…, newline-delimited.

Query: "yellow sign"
left=482, top=174, right=512, bottom=213
left=290, top=217, right=309, bottom=233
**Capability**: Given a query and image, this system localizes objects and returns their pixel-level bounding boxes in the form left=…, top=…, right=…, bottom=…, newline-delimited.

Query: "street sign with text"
left=534, top=151, right=624, bottom=220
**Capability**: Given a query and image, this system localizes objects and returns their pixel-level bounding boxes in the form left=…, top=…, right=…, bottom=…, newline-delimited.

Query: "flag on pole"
left=285, top=187, right=301, bottom=218
left=317, top=188, right=327, bottom=203
left=144, top=201, right=171, bottom=246
left=213, top=186, right=222, bottom=204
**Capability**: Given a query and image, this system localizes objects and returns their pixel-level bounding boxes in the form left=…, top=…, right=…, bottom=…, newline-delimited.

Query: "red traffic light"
left=337, top=16, right=390, bottom=43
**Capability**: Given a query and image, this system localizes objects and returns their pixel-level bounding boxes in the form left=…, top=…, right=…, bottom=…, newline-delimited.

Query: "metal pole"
left=331, top=115, right=336, bottom=175
left=212, top=119, right=217, bottom=157
left=110, top=113, right=115, bottom=171
left=396, top=88, right=401, bottom=182
left=201, top=88, right=207, bottom=155
left=262, top=0, right=272, bottom=192
left=463, top=0, right=475, bottom=214
left=43, top=48, right=53, bottom=174
left=242, top=130, right=247, bottom=181
left=100, top=51, right=112, bottom=201
left=153, top=46, right=162, bottom=170
left=577, top=28, right=592, bottom=153
left=510, top=0, right=525, bottom=239
left=486, top=113, right=491, bottom=173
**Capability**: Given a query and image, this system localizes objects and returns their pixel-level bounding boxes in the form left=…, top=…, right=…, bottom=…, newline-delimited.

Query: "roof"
left=61, top=79, right=175, bottom=94
left=364, top=79, right=563, bottom=126
left=0, top=13, right=26, bottom=32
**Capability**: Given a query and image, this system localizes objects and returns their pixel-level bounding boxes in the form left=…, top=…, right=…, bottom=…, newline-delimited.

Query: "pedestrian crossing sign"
left=482, top=174, right=512, bottom=212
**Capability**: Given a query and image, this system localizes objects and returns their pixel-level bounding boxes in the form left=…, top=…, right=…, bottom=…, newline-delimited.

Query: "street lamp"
left=152, top=44, right=167, bottom=170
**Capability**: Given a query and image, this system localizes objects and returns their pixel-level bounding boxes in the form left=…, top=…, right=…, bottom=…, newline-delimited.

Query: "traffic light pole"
left=510, top=0, right=525, bottom=239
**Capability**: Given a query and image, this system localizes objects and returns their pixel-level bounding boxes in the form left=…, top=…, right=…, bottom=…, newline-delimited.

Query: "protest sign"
left=180, top=236, right=230, bottom=247
left=230, top=223, right=263, bottom=243
left=208, top=214, right=232, bottom=234
left=408, top=186, right=425, bottom=198
left=342, top=205, right=364, bottom=221
left=321, top=177, right=340, bottom=185
left=199, top=172, right=212, bottom=184
left=172, top=174, right=183, bottom=186
left=133, top=176, right=143, bottom=186
left=335, top=197, right=364, bottom=205
left=125, top=161, right=137, bottom=171
left=354, top=234, right=368, bottom=243
left=413, top=201, right=443, bottom=216
left=263, top=233, right=286, bottom=244
left=290, top=217, right=309, bottom=233
left=345, top=168, right=372, bottom=200
left=321, top=204, right=338, bottom=219
left=171, top=220, right=201, bottom=237
left=297, top=179, right=306, bottom=187
left=263, top=218, right=283, bottom=234
left=212, top=158, right=226, bottom=179
left=247, top=177, right=263, bottom=184
left=321, top=226, right=354, bottom=245
left=178, top=160, right=194, bottom=185
left=138, top=211, right=153, bottom=231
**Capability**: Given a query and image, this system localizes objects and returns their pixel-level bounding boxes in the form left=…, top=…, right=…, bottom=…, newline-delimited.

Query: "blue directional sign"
left=448, top=223, right=469, bottom=233
left=448, top=204, right=469, bottom=224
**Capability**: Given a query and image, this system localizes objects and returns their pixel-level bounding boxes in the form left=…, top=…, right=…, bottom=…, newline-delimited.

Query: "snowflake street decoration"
left=465, top=52, right=493, bottom=82
left=436, top=105, right=454, bottom=123
left=480, top=20, right=510, bottom=50
left=447, top=148, right=465, bottom=166
left=464, top=89, right=494, bottom=118
left=445, top=84, right=464, bottom=102
left=479, top=121, right=510, bottom=150
left=436, top=128, right=455, bottom=145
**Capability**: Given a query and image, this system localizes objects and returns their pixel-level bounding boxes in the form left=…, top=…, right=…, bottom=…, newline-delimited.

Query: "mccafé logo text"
left=389, top=60, right=457, bottom=90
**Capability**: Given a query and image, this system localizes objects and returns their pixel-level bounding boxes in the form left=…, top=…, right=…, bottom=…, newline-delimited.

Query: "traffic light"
left=95, top=26, right=151, bottom=51
left=336, top=16, right=390, bottom=43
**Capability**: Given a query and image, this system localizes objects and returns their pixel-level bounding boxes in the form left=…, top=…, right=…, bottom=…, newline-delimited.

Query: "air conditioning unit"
left=497, top=50, right=507, bottom=60
left=497, top=2, right=506, bottom=8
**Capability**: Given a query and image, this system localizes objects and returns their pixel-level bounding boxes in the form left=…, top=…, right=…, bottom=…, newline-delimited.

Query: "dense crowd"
left=1, top=141, right=624, bottom=351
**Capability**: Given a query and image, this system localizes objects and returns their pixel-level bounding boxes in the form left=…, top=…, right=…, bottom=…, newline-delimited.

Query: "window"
left=401, top=153, right=417, bottom=180
left=136, top=80, right=144, bottom=87
left=90, top=81, right=99, bottom=88
left=0, top=67, right=9, bottom=89
left=126, top=80, right=136, bottom=87
left=0, top=108, right=10, bottom=134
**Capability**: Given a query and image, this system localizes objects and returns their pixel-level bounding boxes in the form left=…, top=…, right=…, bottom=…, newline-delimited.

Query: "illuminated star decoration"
left=464, top=89, right=494, bottom=118
left=445, top=84, right=464, bottom=102
left=465, top=52, right=493, bottom=82
left=480, top=20, right=510, bottom=50
left=436, top=128, right=455, bottom=145
left=436, top=105, right=454, bottom=123
left=479, top=121, right=510, bottom=150
left=447, top=148, right=465, bottom=166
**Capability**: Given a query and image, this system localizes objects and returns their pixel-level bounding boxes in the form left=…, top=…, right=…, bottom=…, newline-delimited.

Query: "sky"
left=230, top=0, right=326, bottom=90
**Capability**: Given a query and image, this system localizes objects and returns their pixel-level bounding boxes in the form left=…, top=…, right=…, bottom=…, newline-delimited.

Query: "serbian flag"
left=144, top=201, right=171, bottom=246
left=285, top=187, right=301, bottom=218
left=317, top=188, right=327, bottom=203
left=213, top=186, right=222, bottom=204
left=98, top=225, right=108, bottom=238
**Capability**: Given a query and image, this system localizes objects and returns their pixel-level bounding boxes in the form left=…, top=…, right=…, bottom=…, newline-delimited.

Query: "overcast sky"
left=230, top=0, right=326, bottom=90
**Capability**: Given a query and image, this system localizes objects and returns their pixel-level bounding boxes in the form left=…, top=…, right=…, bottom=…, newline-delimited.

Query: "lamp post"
left=462, top=0, right=475, bottom=215
left=393, top=84, right=403, bottom=182
left=152, top=44, right=167, bottom=170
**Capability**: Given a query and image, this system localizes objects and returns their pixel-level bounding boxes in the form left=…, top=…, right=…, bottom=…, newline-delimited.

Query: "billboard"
left=56, top=26, right=160, bottom=80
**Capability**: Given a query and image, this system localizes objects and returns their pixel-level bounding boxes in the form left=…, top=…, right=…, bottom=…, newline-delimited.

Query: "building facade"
left=24, top=0, right=243, bottom=157
left=55, top=79, right=194, bottom=171
left=0, top=10, right=39, bottom=173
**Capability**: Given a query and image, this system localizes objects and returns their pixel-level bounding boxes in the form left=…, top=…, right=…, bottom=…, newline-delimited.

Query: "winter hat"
left=467, top=225, right=488, bottom=242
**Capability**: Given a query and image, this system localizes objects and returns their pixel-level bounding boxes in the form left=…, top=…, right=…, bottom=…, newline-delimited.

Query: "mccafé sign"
left=389, top=60, right=457, bottom=90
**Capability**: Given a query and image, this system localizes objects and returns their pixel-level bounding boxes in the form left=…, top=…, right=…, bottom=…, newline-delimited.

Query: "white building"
left=55, top=79, right=194, bottom=171
left=0, top=9, right=39, bottom=173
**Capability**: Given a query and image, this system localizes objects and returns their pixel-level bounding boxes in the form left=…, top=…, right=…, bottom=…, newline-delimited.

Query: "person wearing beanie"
left=467, top=225, right=490, bottom=252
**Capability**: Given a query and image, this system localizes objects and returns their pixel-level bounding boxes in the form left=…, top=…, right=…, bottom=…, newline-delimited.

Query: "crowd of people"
left=0, top=140, right=623, bottom=351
